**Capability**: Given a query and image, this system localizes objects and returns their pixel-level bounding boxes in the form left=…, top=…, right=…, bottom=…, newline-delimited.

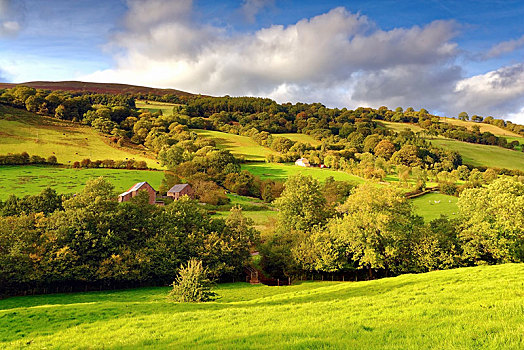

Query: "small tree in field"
left=169, top=259, right=216, bottom=302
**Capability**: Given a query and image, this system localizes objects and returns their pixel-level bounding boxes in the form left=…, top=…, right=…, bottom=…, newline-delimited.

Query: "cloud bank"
left=0, top=0, right=23, bottom=37
left=84, top=0, right=524, bottom=122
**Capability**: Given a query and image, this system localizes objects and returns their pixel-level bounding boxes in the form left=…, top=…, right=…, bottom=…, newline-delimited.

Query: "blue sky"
left=1, top=0, right=524, bottom=121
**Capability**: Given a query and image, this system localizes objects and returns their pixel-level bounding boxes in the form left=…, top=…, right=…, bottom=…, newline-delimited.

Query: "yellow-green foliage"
left=192, top=129, right=278, bottom=161
left=0, top=264, right=523, bottom=349
left=277, top=133, right=321, bottom=146
left=0, top=105, right=158, bottom=168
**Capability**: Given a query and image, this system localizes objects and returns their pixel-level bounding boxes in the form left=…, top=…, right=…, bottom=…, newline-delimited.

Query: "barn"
left=167, top=184, right=195, bottom=200
left=118, top=182, right=157, bottom=205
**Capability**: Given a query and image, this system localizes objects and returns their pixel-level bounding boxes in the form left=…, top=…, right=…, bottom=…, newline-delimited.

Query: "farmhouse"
left=167, top=183, right=195, bottom=200
left=295, top=158, right=311, bottom=167
left=118, top=181, right=156, bottom=205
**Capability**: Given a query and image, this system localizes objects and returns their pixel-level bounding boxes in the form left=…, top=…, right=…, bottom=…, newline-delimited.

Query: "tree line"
left=0, top=178, right=258, bottom=297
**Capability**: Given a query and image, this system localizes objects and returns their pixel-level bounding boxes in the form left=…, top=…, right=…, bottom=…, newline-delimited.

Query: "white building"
left=295, top=158, right=311, bottom=167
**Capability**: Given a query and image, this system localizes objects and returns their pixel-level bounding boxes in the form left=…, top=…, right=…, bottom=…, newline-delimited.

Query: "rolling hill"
left=0, top=104, right=159, bottom=168
left=0, top=81, right=195, bottom=97
left=1, top=264, right=522, bottom=349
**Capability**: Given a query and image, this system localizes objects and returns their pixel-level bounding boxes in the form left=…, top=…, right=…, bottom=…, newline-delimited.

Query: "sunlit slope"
left=1, top=264, right=522, bottom=349
left=0, top=104, right=159, bottom=168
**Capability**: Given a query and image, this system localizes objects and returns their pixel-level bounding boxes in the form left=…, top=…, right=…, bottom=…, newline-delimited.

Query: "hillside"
left=430, top=138, right=524, bottom=171
left=0, top=81, right=195, bottom=97
left=441, top=117, right=522, bottom=137
left=0, top=166, right=165, bottom=200
left=1, top=264, right=522, bottom=349
left=0, top=104, right=159, bottom=168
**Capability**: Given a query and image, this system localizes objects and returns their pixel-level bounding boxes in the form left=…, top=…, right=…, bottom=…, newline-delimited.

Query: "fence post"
left=277, top=278, right=280, bottom=286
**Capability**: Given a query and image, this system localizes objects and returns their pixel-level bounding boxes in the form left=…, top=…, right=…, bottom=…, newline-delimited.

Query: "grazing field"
left=430, top=138, right=524, bottom=171
left=192, top=129, right=278, bottom=161
left=135, top=100, right=178, bottom=116
left=212, top=194, right=277, bottom=233
left=441, top=117, right=521, bottom=137
left=379, top=121, right=424, bottom=133
left=411, top=192, right=459, bottom=221
left=276, top=133, right=321, bottom=146
left=0, top=165, right=165, bottom=200
left=0, top=104, right=158, bottom=168
left=242, top=162, right=365, bottom=183
left=1, top=264, right=523, bottom=349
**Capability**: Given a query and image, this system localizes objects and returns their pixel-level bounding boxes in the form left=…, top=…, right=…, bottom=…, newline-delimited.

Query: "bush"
left=169, top=259, right=216, bottom=303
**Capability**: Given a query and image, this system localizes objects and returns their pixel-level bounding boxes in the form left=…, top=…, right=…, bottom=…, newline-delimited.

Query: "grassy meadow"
left=0, top=165, right=165, bottom=200
left=1, top=264, right=523, bottom=349
left=0, top=104, right=159, bottom=168
left=379, top=121, right=424, bottom=133
left=440, top=117, right=522, bottom=137
left=411, top=192, right=459, bottom=221
left=192, top=129, right=278, bottom=161
left=242, top=162, right=365, bottom=183
left=135, top=100, right=178, bottom=116
left=430, top=138, right=524, bottom=171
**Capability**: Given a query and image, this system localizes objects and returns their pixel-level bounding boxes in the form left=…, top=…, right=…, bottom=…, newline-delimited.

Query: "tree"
left=458, top=112, right=469, bottom=121
left=331, top=183, right=421, bottom=277
left=168, top=258, right=216, bottom=302
left=391, top=144, right=422, bottom=167
left=374, top=140, right=396, bottom=160
left=274, top=174, right=330, bottom=232
left=158, top=146, right=185, bottom=169
left=458, top=177, right=524, bottom=264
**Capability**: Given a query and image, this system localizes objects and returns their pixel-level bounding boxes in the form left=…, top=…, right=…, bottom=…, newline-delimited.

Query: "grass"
left=192, top=129, right=278, bottom=161
left=242, top=162, right=365, bottom=183
left=1, top=264, right=523, bottom=349
left=430, top=138, right=524, bottom=171
left=379, top=121, right=424, bottom=133
left=135, top=100, right=179, bottom=116
left=276, top=133, right=321, bottom=147
left=0, top=165, right=165, bottom=200
left=441, top=117, right=521, bottom=137
left=411, top=192, right=459, bottom=221
left=0, top=104, right=159, bottom=168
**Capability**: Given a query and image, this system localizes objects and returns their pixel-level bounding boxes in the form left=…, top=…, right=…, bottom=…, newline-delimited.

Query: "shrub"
left=169, top=259, right=216, bottom=303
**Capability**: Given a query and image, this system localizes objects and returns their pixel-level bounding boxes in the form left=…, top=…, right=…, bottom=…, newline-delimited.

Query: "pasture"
left=1, top=264, right=522, bottom=349
left=192, top=129, right=278, bottom=161
left=0, top=165, right=165, bottom=200
left=0, top=105, right=158, bottom=168
left=135, top=100, right=178, bottom=116
left=430, top=138, right=524, bottom=171
left=379, top=121, right=424, bottom=134
left=411, top=192, right=459, bottom=221
left=241, top=162, right=365, bottom=183
left=440, top=117, right=521, bottom=137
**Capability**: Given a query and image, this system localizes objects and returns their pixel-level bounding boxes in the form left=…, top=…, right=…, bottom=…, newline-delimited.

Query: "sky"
left=1, top=0, right=524, bottom=122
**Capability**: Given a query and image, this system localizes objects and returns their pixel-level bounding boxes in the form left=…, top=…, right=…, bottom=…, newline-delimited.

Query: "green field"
left=192, top=129, right=278, bottom=161
left=242, top=162, right=365, bottom=183
left=441, top=117, right=521, bottom=137
left=411, top=192, right=459, bottom=221
left=212, top=194, right=277, bottom=233
left=1, top=264, right=523, bottom=349
left=135, top=100, right=178, bottom=116
left=276, top=133, right=321, bottom=146
left=379, top=121, right=424, bottom=134
left=0, top=104, right=159, bottom=168
left=430, top=138, right=524, bottom=171
left=0, top=165, right=165, bottom=200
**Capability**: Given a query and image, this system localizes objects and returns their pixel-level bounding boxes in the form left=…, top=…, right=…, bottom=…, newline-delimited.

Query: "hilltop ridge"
left=0, top=81, right=197, bottom=97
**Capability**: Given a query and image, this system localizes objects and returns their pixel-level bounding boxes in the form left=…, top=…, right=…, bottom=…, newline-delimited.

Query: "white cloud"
left=453, top=63, right=524, bottom=120
left=83, top=0, right=524, bottom=121
left=0, top=0, right=23, bottom=37
left=485, top=34, right=524, bottom=58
